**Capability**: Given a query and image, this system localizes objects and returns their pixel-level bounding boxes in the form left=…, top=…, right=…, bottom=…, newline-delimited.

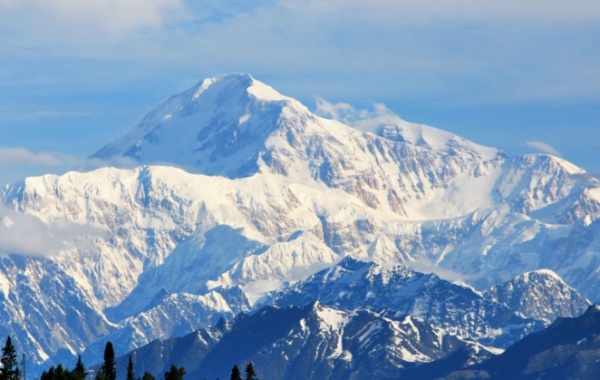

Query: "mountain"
left=273, top=257, right=541, bottom=348
left=485, top=269, right=590, bottom=325
left=438, top=305, right=600, bottom=380
left=115, top=302, right=496, bottom=380
left=0, top=74, right=599, bottom=374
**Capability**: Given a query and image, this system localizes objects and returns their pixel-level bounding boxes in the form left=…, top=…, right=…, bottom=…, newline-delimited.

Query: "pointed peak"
left=190, top=73, right=293, bottom=104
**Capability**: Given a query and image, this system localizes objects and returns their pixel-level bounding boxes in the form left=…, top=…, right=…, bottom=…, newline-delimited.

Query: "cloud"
left=526, top=141, right=561, bottom=156
left=0, top=0, right=184, bottom=36
left=0, top=147, right=138, bottom=169
left=0, top=204, right=100, bottom=257
left=0, top=148, right=72, bottom=167
left=0, top=147, right=139, bottom=187
left=314, top=98, right=358, bottom=125
left=315, top=99, right=419, bottom=134
left=0, top=111, right=94, bottom=122
left=281, top=0, right=600, bottom=23
left=408, top=257, right=469, bottom=283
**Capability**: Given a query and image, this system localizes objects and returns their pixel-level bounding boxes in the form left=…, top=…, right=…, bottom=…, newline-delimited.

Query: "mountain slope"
left=117, top=302, right=495, bottom=380
left=440, top=305, right=600, bottom=380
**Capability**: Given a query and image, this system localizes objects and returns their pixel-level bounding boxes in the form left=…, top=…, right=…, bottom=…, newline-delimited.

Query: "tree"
left=229, top=366, right=242, bottom=380
left=139, top=372, right=155, bottom=380
left=40, top=364, right=70, bottom=380
left=163, top=365, right=185, bottom=380
left=0, top=336, right=19, bottom=380
left=73, top=355, right=86, bottom=380
left=126, top=356, right=135, bottom=380
left=100, top=342, right=116, bottom=380
left=244, top=363, right=256, bottom=380
left=94, top=371, right=105, bottom=380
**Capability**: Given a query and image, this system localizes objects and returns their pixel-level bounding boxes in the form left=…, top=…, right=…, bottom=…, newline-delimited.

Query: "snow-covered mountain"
left=0, top=74, right=599, bottom=374
left=116, top=301, right=497, bottom=380
left=273, top=257, right=541, bottom=348
left=485, top=269, right=590, bottom=325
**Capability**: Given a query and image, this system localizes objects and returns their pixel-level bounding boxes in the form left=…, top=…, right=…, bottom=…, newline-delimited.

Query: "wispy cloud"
left=526, top=141, right=561, bottom=156
left=315, top=99, right=418, bottom=134
left=0, top=110, right=94, bottom=122
left=314, top=98, right=358, bottom=125
left=0, top=148, right=72, bottom=167
left=0, top=147, right=139, bottom=186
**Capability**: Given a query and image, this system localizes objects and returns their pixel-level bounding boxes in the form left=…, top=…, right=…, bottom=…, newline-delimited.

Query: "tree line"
left=1, top=337, right=259, bottom=380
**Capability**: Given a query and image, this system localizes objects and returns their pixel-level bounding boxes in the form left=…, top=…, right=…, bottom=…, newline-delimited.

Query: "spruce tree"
left=0, top=336, right=19, bottom=380
left=73, top=355, right=86, bottom=380
left=163, top=365, right=185, bottom=380
left=140, top=373, right=155, bottom=380
left=229, top=365, right=242, bottom=380
left=126, top=356, right=135, bottom=380
left=100, top=342, right=116, bottom=380
left=94, top=371, right=105, bottom=380
left=244, top=363, right=256, bottom=380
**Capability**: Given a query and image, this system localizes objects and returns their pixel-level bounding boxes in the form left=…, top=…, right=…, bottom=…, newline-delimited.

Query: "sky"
left=1, top=0, right=599, bottom=186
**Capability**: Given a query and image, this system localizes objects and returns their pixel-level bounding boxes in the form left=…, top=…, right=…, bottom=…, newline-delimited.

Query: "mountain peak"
left=192, top=73, right=294, bottom=104
left=91, top=73, right=307, bottom=178
left=485, top=269, right=590, bottom=325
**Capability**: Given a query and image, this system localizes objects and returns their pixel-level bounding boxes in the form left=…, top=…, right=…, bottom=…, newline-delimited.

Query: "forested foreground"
left=0, top=337, right=260, bottom=380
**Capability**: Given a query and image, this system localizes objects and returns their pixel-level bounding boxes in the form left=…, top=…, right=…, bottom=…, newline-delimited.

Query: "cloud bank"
left=0, top=204, right=100, bottom=257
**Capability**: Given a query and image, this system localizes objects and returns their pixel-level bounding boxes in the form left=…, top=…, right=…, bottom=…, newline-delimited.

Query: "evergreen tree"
left=40, top=365, right=55, bottom=380
left=244, top=363, right=256, bottom=380
left=100, top=342, right=116, bottom=380
left=41, top=364, right=73, bottom=380
left=140, top=372, right=155, bottom=380
left=229, top=366, right=242, bottom=380
left=73, top=355, right=86, bottom=380
left=126, top=356, right=135, bottom=380
left=163, top=365, right=185, bottom=380
left=0, top=336, right=19, bottom=380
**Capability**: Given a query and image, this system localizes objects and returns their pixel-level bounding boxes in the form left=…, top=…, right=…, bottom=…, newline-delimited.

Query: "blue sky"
left=0, top=0, right=599, bottom=184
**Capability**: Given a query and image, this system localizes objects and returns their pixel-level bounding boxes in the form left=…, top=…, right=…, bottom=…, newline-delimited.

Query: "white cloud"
left=0, top=147, right=138, bottom=169
left=0, top=204, right=100, bottom=257
left=0, top=148, right=71, bottom=167
left=315, top=99, right=417, bottom=134
left=526, top=141, right=561, bottom=156
left=314, top=98, right=357, bottom=124
left=0, top=0, right=184, bottom=35
left=408, top=257, right=469, bottom=283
